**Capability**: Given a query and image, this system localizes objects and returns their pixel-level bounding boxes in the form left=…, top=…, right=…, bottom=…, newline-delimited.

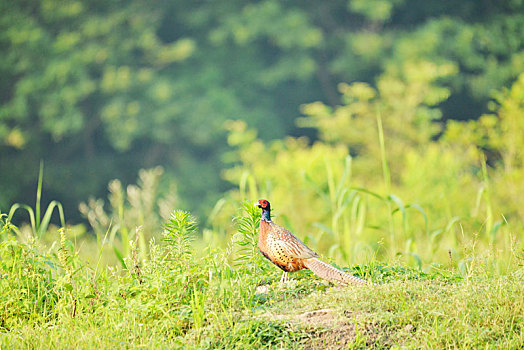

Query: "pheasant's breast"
left=266, top=240, right=305, bottom=272
left=258, top=219, right=313, bottom=273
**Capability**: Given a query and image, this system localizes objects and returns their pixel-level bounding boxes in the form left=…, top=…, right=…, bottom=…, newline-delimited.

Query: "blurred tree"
left=0, top=0, right=522, bottom=221
left=445, top=73, right=524, bottom=224
left=0, top=0, right=203, bottom=214
left=299, top=60, right=457, bottom=184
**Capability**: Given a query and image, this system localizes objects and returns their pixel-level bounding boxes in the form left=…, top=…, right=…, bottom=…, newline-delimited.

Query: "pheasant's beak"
left=254, top=201, right=261, bottom=208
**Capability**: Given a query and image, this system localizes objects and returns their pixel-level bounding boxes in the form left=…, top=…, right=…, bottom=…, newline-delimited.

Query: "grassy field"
left=1, top=205, right=522, bottom=349
left=2, top=5, right=523, bottom=347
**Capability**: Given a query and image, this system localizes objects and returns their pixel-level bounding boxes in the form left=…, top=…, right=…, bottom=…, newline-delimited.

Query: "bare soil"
left=258, top=307, right=405, bottom=349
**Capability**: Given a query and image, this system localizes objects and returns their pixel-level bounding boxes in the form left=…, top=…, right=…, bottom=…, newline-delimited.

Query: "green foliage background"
left=2, top=0, right=523, bottom=217
left=1, top=2, right=524, bottom=346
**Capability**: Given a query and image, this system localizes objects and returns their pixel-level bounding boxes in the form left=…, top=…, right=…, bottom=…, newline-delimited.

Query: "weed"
left=7, top=162, right=65, bottom=239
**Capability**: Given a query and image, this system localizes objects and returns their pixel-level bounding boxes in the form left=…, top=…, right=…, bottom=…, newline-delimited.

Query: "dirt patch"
left=294, top=308, right=340, bottom=327
left=257, top=308, right=403, bottom=349
left=259, top=309, right=356, bottom=349
left=304, top=316, right=401, bottom=349
left=255, top=284, right=271, bottom=294
left=259, top=308, right=340, bottom=327
left=305, top=324, right=357, bottom=350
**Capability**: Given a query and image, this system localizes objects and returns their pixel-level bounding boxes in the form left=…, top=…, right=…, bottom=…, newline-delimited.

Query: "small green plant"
left=7, top=162, right=65, bottom=239
left=0, top=225, right=59, bottom=328
left=233, top=201, right=261, bottom=267
left=0, top=212, right=16, bottom=240
left=129, top=226, right=143, bottom=284
left=163, top=210, right=197, bottom=261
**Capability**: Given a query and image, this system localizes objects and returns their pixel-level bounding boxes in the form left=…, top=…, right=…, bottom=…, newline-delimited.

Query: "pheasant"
left=255, top=199, right=368, bottom=285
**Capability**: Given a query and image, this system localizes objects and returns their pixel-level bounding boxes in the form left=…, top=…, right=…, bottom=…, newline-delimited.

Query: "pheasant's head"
left=255, top=199, right=271, bottom=221
left=256, top=199, right=270, bottom=210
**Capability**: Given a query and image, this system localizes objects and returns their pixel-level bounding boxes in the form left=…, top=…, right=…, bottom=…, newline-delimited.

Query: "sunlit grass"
left=1, top=202, right=523, bottom=349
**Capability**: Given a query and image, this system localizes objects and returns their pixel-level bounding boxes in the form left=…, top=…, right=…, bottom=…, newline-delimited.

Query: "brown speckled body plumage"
left=258, top=218, right=317, bottom=273
left=256, top=199, right=368, bottom=286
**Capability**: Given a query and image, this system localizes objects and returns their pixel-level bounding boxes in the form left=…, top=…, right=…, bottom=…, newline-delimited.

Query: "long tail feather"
left=303, top=258, right=368, bottom=286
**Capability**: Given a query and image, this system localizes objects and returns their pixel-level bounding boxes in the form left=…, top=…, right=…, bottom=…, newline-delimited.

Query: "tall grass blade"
left=376, top=113, right=391, bottom=193
left=351, top=195, right=366, bottom=237
left=325, top=157, right=336, bottom=206
left=489, top=220, right=504, bottom=245
left=8, top=203, right=36, bottom=237
left=38, top=201, right=65, bottom=239
left=94, top=225, right=112, bottom=279
left=35, top=161, right=44, bottom=230
left=112, top=245, right=126, bottom=269
left=388, top=194, right=407, bottom=235
left=351, top=187, right=384, bottom=200
left=7, top=163, right=65, bottom=239
left=406, top=203, right=429, bottom=236
left=480, top=153, right=493, bottom=234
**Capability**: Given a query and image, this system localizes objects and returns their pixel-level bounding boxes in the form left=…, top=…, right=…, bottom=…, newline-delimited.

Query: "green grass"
left=256, top=273, right=523, bottom=349
left=0, top=207, right=522, bottom=349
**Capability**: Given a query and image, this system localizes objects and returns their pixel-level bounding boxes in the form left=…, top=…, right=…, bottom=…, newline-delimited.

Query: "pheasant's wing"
left=267, top=222, right=318, bottom=259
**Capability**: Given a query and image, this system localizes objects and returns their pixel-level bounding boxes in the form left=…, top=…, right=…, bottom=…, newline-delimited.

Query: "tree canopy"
left=1, top=0, right=523, bottom=220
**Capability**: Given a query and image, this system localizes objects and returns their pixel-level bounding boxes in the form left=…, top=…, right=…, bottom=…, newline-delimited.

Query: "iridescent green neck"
left=261, top=209, right=271, bottom=222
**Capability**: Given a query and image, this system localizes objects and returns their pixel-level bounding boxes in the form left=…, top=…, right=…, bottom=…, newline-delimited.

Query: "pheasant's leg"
left=280, top=271, right=289, bottom=283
